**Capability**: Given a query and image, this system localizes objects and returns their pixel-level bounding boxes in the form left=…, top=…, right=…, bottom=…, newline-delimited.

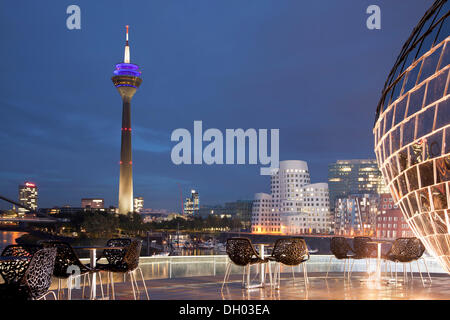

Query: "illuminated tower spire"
left=124, top=25, right=130, bottom=63
left=112, top=25, right=142, bottom=214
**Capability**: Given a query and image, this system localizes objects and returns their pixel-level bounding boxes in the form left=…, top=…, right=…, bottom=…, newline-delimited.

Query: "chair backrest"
left=104, top=238, right=132, bottom=265
left=0, top=244, right=43, bottom=284
left=225, top=238, right=259, bottom=266
left=389, top=237, right=426, bottom=262
left=123, top=240, right=142, bottom=271
left=407, top=237, right=426, bottom=260
left=1, top=244, right=42, bottom=258
left=40, top=240, right=84, bottom=278
left=330, top=237, right=352, bottom=259
left=272, top=238, right=309, bottom=266
left=353, top=237, right=376, bottom=258
left=21, top=248, right=57, bottom=300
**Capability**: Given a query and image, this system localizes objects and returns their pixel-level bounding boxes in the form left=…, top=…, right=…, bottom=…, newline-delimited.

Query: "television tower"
left=112, top=25, right=142, bottom=214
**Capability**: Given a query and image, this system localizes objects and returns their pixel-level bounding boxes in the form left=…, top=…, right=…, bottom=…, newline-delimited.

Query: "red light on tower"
left=25, top=182, right=36, bottom=188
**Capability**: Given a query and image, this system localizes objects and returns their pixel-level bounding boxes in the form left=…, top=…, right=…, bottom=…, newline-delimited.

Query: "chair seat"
left=87, top=263, right=131, bottom=273
left=267, top=255, right=309, bottom=265
left=53, top=264, right=94, bottom=279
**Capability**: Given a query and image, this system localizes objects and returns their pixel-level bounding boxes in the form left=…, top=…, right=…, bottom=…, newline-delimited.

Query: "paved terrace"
left=47, top=255, right=450, bottom=300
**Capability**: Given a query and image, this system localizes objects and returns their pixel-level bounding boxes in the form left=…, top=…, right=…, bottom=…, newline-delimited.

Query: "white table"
left=245, top=243, right=269, bottom=289
left=366, top=240, right=391, bottom=283
left=74, top=246, right=124, bottom=299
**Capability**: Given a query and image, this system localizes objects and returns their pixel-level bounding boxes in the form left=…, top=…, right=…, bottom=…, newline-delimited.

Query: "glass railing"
left=81, top=254, right=446, bottom=280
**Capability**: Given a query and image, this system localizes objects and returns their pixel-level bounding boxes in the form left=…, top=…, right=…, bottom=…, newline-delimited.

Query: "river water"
left=0, top=230, right=28, bottom=253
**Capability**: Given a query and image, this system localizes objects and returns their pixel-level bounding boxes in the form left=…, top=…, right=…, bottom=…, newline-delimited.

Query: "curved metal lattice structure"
left=374, top=0, right=450, bottom=273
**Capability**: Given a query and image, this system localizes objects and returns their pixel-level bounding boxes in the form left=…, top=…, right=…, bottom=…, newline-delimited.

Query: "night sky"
left=0, top=1, right=431, bottom=211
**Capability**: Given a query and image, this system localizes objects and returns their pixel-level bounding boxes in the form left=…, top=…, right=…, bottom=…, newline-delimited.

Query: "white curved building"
left=251, top=160, right=331, bottom=234
left=251, top=193, right=273, bottom=233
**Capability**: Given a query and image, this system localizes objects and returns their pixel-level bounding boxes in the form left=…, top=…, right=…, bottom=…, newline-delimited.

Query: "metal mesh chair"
left=0, top=248, right=57, bottom=300
left=95, top=239, right=149, bottom=300
left=97, top=238, right=132, bottom=265
left=40, top=240, right=99, bottom=299
left=269, top=238, right=309, bottom=288
left=347, top=237, right=378, bottom=279
left=222, top=238, right=271, bottom=290
left=0, top=244, right=42, bottom=284
left=383, top=237, right=431, bottom=284
left=326, top=237, right=354, bottom=279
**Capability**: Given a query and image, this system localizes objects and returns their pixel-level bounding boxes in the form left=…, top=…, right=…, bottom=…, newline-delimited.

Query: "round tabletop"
left=73, top=246, right=125, bottom=251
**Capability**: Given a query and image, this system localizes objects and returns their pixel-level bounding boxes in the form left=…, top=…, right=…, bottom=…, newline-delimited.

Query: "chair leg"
left=343, top=259, right=347, bottom=279
left=422, top=258, right=432, bottom=283
left=57, top=279, right=61, bottom=300
left=267, top=262, right=273, bottom=288
left=409, top=263, right=414, bottom=280
left=222, top=262, right=231, bottom=290
left=241, top=264, right=246, bottom=287
left=67, top=276, right=72, bottom=300
left=110, top=272, right=115, bottom=300
left=129, top=272, right=137, bottom=300
left=291, top=267, right=296, bottom=285
left=416, top=260, right=425, bottom=286
left=302, top=263, right=309, bottom=285
left=132, top=271, right=140, bottom=295
left=137, top=267, right=150, bottom=300
left=348, top=259, right=355, bottom=280
left=246, top=265, right=250, bottom=289
left=98, top=272, right=105, bottom=299
left=82, top=274, right=87, bottom=299
left=325, top=256, right=333, bottom=279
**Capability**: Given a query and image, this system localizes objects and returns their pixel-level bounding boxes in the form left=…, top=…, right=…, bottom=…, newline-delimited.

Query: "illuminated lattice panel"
left=373, top=1, right=450, bottom=273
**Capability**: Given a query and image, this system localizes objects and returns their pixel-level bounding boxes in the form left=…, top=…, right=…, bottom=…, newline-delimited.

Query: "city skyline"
left=0, top=1, right=431, bottom=211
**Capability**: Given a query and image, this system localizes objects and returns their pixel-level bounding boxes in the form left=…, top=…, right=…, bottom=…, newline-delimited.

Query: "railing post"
left=169, top=257, right=172, bottom=279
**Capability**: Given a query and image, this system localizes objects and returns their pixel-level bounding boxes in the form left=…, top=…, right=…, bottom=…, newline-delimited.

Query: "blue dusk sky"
left=0, top=1, right=431, bottom=211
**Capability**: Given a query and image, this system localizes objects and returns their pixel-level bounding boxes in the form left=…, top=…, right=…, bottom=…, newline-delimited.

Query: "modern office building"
left=373, top=1, right=450, bottom=273
left=328, top=159, right=387, bottom=210
left=376, top=193, right=414, bottom=239
left=133, top=197, right=144, bottom=213
left=251, top=160, right=331, bottom=234
left=112, top=25, right=143, bottom=214
left=18, top=182, right=38, bottom=214
left=81, top=198, right=104, bottom=209
left=334, top=194, right=379, bottom=236
left=184, top=190, right=199, bottom=216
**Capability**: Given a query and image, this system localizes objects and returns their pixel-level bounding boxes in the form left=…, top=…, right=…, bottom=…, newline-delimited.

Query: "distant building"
left=376, top=194, right=413, bottom=239
left=251, top=160, right=331, bottom=235
left=328, top=159, right=387, bottom=210
left=334, top=193, right=379, bottom=237
left=134, top=197, right=144, bottom=213
left=18, top=182, right=38, bottom=214
left=184, top=190, right=199, bottom=216
left=81, top=198, right=104, bottom=209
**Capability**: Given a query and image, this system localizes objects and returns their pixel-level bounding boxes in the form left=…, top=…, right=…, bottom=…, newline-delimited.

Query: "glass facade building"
left=374, top=0, right=450, bottom=273
left=328, top=159, right=387, bottom=210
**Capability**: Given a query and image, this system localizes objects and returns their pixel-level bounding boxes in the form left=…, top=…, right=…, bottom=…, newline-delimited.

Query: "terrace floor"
left=60, top=272, right=450, bottom=300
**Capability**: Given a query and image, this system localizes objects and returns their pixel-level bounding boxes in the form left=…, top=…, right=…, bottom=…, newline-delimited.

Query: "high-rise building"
left=334, top=193, right=379, bottom=236
left=81, top=198, right=104, bottom=209
left=112, top=25, right=143, bottom=214
left=184, top=190, right=199, bottom=216
left=376, top=193, right=414, bottom=239
left=328, top=159, right=387, bottom=210
left=18, top=182, right=38, bottom=214
left=251, top=160, right=331, bottom=234
left=373, top=1, right=450, bottom=273
left=134, top=197, right=144, bottom=213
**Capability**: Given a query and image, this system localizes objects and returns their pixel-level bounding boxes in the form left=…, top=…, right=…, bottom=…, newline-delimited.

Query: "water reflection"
left=0, top=231, right=27, bottom=253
